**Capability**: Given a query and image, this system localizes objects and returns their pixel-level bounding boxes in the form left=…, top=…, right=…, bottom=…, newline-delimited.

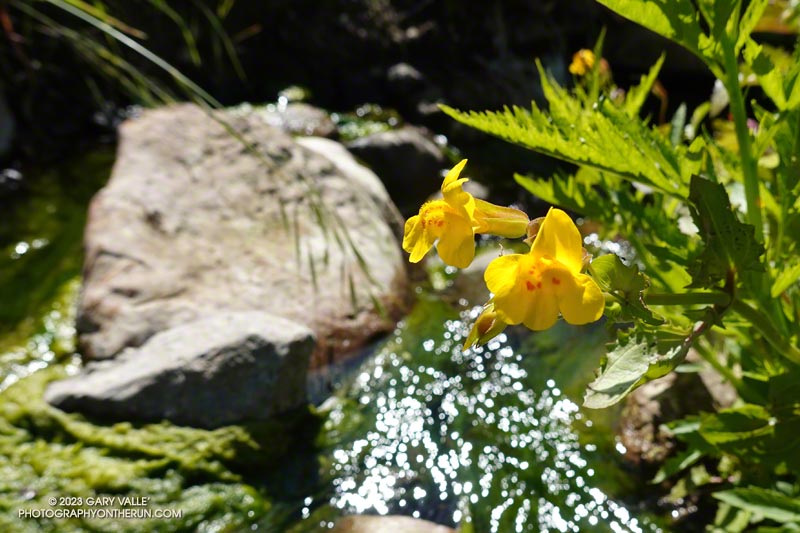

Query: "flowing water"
left=0, top=149, right=665, bottom=532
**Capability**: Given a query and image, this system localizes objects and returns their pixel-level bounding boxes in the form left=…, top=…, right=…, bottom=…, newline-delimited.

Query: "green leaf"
left=688, top=175, right=765, bottom=288
left=736, top=0, right=769, bottom=53
left=768, top=368, right=800, bottom=408
left=595, top=0, right=721, bottom=74
left=712, top=502, right=752, bottom=533
left=584, top=334, right=653, bottom=409
left=714, top=487, right=800, bottom=523
left=623, top=53, right=665, bottom=118
left=590, top=254, right=664, bottom=325
left=670, top=103, right=687, bottom=147
left=584, top=330, right=691, bottom=408
left=651, top=448, right=703, bottom=484
left=744, top=40, right=800, bottom=112
left=696, top=0, right=738, bottom=50
left=699, top=404, right=774, bottom=446
left=514, top=168, right=608, bottom=220
left=772, top=261, right=800, bottom=297
left=440, top=61, right=698, bottom=197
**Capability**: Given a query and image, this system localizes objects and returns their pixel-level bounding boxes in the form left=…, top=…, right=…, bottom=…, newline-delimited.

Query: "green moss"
left=0, top=365, right=319, bottom=531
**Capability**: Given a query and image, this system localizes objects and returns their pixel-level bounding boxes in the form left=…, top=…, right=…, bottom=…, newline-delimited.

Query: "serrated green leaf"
left=744, top=40, right=800, bottom=111
left=440, top=61, right=698, bottom=197
left=623, top=53, right=665, bottom=117
left=736, top=0, right=769, bottom=53
left=590, top=254, right=664, bottom=325
left=714, top=487, right=800, bottom=523
left=584, top=330, right=691, bottom=408
left=595, top=0, right=722, bottom=74
left=688, top=175, right=765, bottom=287
left=772, top=261, right=800, bottom=297
left=514, top=169, right=607, bottom=220
left=584, top=335, right=654, bottom=409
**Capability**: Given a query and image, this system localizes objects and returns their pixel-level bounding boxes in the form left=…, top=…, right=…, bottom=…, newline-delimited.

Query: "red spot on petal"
left=537, top=281, right=542, bottom=289
left=437, top=220, right=444, bottom=227
left=526, top=281, right=535, bottom=291
left=552, top=277, right=561, bottom=285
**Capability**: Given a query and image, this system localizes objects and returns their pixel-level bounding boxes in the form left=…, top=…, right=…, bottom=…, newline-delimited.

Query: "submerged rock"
left=332, top=515, right=455, bottom=533
left=47, top=312, right=313, bottom=428
left=77, top=103, right=410, bottom=369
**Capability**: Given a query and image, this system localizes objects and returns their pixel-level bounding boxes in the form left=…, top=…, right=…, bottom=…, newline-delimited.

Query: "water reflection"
left=318, top=301, right=660, bottom=532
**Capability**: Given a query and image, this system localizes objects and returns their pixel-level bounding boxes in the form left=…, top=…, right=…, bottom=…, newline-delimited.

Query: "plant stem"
left=722, top=38, right=763, bottom=242
left=732, top=300, right=800, bottom=364
left=645, top=292, right=731, bottom=306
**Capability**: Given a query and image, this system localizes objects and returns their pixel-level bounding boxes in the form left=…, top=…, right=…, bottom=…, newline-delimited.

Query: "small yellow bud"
left=463, top=301, right=508, bottom=351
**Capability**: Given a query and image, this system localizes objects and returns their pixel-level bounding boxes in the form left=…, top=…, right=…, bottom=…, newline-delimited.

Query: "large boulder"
left=46, top=312, right=313, bottom=428
left=76, top=103, right=410, bottom=369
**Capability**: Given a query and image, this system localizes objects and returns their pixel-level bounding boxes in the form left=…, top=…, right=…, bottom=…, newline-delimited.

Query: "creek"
left=0, top=148, right=665, bottom=532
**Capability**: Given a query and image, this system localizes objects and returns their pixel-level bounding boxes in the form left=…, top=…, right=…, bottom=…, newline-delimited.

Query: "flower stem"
left=731, top=300, right=800, bottom=364
left=722, top=38, right=763, bottom=242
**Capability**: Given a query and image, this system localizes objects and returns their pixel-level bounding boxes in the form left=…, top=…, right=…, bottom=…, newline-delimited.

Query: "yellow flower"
left=403, top=160, right=529, bottom=268
left=463, top=301, right=508, bottom=350
left=484, top=208, right=604, bottom=330
left=569, top=49, right=595, bottom=76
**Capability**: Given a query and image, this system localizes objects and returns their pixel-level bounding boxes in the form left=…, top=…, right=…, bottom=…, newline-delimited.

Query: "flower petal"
left=521, top=290, right=559, bottom=331
left=441, top=160, right=473, bottom=214
left=436, top=211, right=475, bottom=268
left=473, top=199, right=530, bottom=238
left=531, top=208, right=584, bottom=273
left=403, top=215, right=435, bottom=263
left=558, top=273, right=605, bottom=325
left=492, top=285, right=527, bottom=325
left=484, top=254, right=522, bottom=297
left=441, top=159, right=468, bottom=194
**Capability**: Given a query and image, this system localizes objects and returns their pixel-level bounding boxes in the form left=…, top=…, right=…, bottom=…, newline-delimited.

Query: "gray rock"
left=332, top=515, right=455, bottom=533
left=346, top=125, right=448, bottom=214
left=47, top=312, right=314, bottom=428
left=233, top=102, right=337, bottom=138
left=296, top=136, right=404, bottom=239
left=77, top=103, right=410, bottom=369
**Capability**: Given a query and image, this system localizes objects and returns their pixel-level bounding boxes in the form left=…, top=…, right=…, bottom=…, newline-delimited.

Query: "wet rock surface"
left=46, top=312, right=314, bottom=428
left=235, top=102, right=338, bottom=138
left=77, top=103, right=410, bottom=369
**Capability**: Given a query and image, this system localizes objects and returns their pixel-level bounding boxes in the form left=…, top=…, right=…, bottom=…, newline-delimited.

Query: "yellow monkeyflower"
left=463, top=300, right=508, bottom=351
left=403, top=160, right=529, bottom=268
left=484, top=208, right=604, bottom=331
left=569, top=49, right=595, bottom=76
